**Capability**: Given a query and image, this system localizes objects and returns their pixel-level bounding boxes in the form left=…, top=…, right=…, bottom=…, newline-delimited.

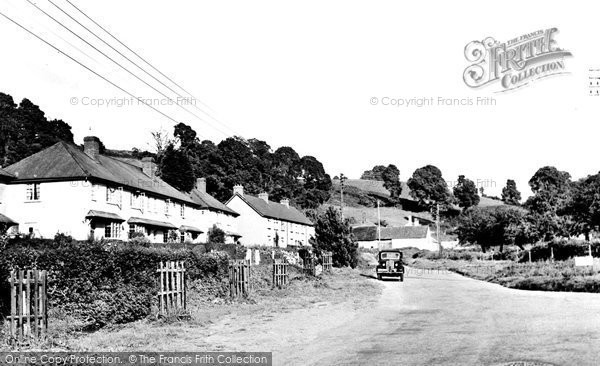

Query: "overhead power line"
left=31, top=0, right=230, bottom=138
left=62, top=0, right=240, bottom=137
left=0, top=9, right=182, bottom=124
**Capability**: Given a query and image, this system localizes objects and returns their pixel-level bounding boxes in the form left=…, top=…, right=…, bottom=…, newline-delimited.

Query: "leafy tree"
left=382, top=164, right=402, bottom=200
left=456, top=206, right=528, bottom=252
left=453, top=175, right=480, bottom=210
left=361, top=165, right=387, bottom=180
left=501, top=179, right=521, bottom=205
left=157, top=144, right=195, bottom=192
left=564, top=174, right=600, bottom=240
left=207, top=224, right=225, bottom=244
left=0, top=93, right=73, bottom=167
left=407, top=165, right=452, bottom=212
left=524, top=166, right=571, bottom=241
left=311, top=206, right=358, bottom=268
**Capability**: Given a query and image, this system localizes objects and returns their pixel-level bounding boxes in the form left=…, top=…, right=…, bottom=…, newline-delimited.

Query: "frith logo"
left=463, top=28, right=572, bottom=92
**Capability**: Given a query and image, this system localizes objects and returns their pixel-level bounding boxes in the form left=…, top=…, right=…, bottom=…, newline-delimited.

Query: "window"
left=163, top=230, right=168, bottom=243
left=128, top=224, right=135, bottom=238
left=165, top=199, right=171, bottom=215
left=104, top=222, right=121, bottom=239
left=90, top=183, right=99, bottom=201
left=130, top=192, right=145, bottom=211
left=107, top=187, right=123, bottom=207
left=180, top=232, right=186, bottom=243
left=180, top=204, right=186, bottom=218
left=26, top=184, right=41, bottom=201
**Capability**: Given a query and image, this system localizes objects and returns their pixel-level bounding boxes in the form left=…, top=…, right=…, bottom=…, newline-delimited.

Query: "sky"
left=1, top=0, right=599, bottom=199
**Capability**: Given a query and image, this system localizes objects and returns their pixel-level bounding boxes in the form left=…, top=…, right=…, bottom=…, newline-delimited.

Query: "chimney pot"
left=280, top=199, right=290, bottom=208
left=142, top=157, right=157, bottom=178
left=83, top=136, right=101, bottom=160
left=196, top=177, right=206, bottom=193
left=258, top=192, right=269, bottom=203
left=233, top=185, right=244, bottom=197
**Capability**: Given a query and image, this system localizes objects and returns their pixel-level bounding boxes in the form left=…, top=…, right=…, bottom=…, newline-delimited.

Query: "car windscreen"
left=380, top=252, right=400, bottom=260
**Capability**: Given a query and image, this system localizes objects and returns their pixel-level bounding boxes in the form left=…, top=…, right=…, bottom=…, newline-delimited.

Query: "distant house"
left=353, top=225, right=436, bottom=251
left=0, top=136, right=227, bottom=243
left=0, top=168, right=18, bottom=232
left=226, top=185, right=314, bottom=247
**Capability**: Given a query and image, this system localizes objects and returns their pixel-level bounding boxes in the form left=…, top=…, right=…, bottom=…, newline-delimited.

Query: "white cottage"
left=0, top=136, right=235, bottom=243
left=225, top=185, right=314, bottom=247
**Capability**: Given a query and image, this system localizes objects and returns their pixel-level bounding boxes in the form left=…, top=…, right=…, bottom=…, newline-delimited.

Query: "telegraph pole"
left=436, top=202, right=442, bottom=255
left=339, top=173, right=346, bottom=220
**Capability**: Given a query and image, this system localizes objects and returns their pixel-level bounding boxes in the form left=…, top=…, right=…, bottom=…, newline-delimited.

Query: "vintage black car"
left=376, top=249, right=404, bottom=281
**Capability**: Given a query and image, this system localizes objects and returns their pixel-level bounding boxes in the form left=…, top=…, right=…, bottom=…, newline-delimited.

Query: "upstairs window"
left=130, top=192, right=145, bottom=211
left=106, top=187, right=123, bottom=207
left=165, top=199, right=171, bottom=215
left=180, top=204, right=186, bottom=218
left=90, top=184, right=99, bottom=201
left=26, top=184, right=41, bottom=201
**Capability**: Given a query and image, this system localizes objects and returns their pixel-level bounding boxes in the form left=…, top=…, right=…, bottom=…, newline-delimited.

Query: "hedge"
left=519, top=240, right=600, bottom=262
left=0, top=238, right=229, bottom=330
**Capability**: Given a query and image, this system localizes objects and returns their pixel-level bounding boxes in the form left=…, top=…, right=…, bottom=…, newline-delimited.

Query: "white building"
left=353, top=225, right=437, bottom=251
left=0, top=136, right=238, bottom=243
left=0, top=168, right=18, bottom=232
left=188, top=178, right=240, bottom=244
left=225, top=185, right=314, bottom=247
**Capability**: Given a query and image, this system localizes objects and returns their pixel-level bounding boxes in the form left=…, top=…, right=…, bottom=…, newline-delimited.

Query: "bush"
left=519, top=239, right=600, bottom=262
left=0, top=238, right=229, bottom=330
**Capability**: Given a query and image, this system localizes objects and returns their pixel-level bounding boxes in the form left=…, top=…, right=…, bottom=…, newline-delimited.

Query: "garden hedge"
left=0, top=237, right=229, bottom=330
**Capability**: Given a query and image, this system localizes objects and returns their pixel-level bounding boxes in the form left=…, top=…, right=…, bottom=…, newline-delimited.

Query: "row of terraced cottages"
left=0, top=136, right=315, bottom=247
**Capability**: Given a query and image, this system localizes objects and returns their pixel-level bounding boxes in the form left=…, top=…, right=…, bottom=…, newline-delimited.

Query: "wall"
left=226, top=195, right=268, bottom=246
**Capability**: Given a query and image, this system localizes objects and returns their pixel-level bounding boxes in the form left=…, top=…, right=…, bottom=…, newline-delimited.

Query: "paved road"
left=287, top=269, right=600, bottom=366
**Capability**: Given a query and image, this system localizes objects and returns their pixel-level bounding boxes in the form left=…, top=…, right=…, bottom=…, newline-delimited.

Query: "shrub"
left=207, top=225, right=226, bottom=244
left=519, top=239, right=600, bottom=262
left=0, top=238, right=229, bottom=330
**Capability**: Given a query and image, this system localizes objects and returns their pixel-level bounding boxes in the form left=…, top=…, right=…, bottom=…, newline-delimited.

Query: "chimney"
left=196, top=178, right=206, bottom=193
left=83, top=136, right=100, bottom=160
left=258, top=192, right=269, bottom=203
left=233, top=185, right=244, bottom=197
left=280, top=199, right=289, bottom=208
left=142, top=157, right=157, bottom=178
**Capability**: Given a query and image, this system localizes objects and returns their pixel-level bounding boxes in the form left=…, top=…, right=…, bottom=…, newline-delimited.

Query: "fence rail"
left=157, top=261, right=186, bottom=316
left=229, top=260, right=251, bottom=297
left=273, top=259, right=289, bottom=288
left=322, top=251, right=333, bottom=273
left=7, top=269, right=47, bottom=341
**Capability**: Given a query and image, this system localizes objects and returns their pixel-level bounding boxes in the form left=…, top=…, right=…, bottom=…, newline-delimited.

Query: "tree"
left=407, top=165, right=451, bottom=212
left=453, top=175, right=480, bottom=210
left=311, top=206, right=358, bottom=268
left=456, top=205, right=528, bottom=252
left=0, top=93, right=74, bottom=167
left=564, top=173, right=600, bottom=240
left=382, top=164, right=402, bottom=200
left=501, top=179, right=521, bottom=205
left=157, top=144, right=195, bottom=192
left=361, top=165, right=387, bottom=180
left=524, top=166, right=572, bottom=241
left=207, top=224, right=225, bottom=244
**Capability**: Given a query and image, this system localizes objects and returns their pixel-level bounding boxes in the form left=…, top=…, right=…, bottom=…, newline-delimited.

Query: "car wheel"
left=377, top=274, right=382, bottom=281
left=399, top=274, right=404, bottom=282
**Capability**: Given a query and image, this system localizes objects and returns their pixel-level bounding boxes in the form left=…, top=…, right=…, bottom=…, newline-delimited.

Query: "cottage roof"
left=4, top=141, right=195, bottom=205
left=228, top=194, right=313, bottom=226
left=189, top=188, right=239, bottom=216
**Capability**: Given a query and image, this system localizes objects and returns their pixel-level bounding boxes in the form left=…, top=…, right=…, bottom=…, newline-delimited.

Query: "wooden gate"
left=272, top=259, right=289, bottom=288
left=157, top=261, right=186, bottom=316
left=322, top=251, right=333, bottom=273
left=7, top=269, right=47, bottom=341
left=303, top=256, right=316, bottom=276
left=229, top=260, right=251, bottom=297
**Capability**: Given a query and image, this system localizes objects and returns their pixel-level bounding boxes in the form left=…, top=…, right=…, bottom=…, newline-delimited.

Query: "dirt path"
left=203, top=270, right=600, bottom=366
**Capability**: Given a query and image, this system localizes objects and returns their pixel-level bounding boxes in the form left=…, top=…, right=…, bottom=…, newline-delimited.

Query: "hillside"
left=327, top=178, right=504, bottom=228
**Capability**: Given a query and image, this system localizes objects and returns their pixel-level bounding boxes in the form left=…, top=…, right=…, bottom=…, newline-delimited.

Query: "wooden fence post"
left=229, top=260, right=251, bottom=298
left=156, top=261, right=186, bottom=316
left=7, top=269, right=48, bottom=342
